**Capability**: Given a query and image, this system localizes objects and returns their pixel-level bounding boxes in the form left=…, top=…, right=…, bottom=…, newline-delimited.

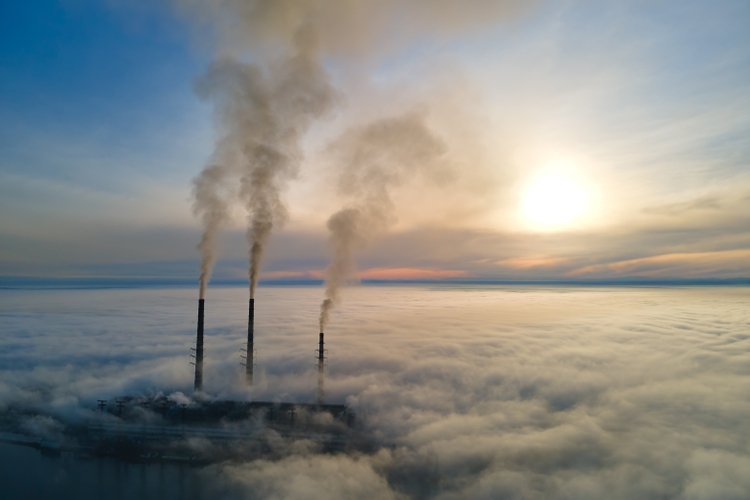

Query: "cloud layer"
left=1, top=285, right=748, bottom=498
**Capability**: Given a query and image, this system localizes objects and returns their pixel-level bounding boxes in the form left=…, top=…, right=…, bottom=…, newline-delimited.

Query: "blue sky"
left=0, top=0, right=748, bottom=283
left=0, top=1, right=206, bottom=184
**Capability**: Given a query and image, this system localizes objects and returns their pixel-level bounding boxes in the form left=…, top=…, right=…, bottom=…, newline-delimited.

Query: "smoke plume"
left=176, top=0, right=529, bottom=59
left=180, top=0, right=528, bottom=299
left=193, top=164, right=231, bottom=299
left=193, top=26, right=337, bottom=298
left=319, top=112, right=449, bottom=331
left=182, top=0, right=529, bottom=298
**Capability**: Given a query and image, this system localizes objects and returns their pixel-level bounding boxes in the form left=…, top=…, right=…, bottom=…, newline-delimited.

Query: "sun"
left=523, top=174, right=588, bottom=227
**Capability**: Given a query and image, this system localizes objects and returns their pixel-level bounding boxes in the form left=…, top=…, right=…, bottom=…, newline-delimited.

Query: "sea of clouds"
left=1, top=285, right=748, bottom=499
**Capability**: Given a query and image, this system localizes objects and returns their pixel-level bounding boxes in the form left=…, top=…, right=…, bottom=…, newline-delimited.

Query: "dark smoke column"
left=316, top=332, right=326, bottom=405
left=316, top=113, right=448, bottom=402
left=194, top=299, right=205, bottom=392
left=190, top=27, right=338, bottom=390
left=246, top=298, right=254, bottom=385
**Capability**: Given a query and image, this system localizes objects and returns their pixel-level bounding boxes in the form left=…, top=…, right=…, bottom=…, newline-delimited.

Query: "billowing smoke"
left=176, top=0, right=529, bottom=58
left=192, top=25, right=337, bottom=297
left=192, top=164, right=231, bottom=298
left=319, top=209, right=365, bottom=331
left=181, top=0, right=527, bottom=299
left=319, top=112, right=449, bottom=331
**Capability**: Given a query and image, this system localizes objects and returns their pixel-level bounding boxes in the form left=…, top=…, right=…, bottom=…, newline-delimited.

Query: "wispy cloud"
left=567, top=249, right=750, bottom=279
left=0, top=0, right=748, bottom=282
left=260, top=270, right=325, bottom=281
left=494, top=256, right=569, bottom=270
left=358, top=268, right=468, bottom=280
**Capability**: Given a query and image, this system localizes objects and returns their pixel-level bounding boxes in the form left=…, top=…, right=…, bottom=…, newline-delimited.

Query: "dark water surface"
left=0, top=442, right=214, bottom=500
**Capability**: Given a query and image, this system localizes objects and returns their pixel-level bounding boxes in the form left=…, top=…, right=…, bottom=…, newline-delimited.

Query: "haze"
left=1, top=0, right=747, bottom=284
left=1, top=1, right=749, bottom=499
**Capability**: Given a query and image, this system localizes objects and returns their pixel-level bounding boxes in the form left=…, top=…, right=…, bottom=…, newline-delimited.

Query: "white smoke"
left=192, top=24, right=337, bottom=297
left=319, top=111, right=450, bottom=331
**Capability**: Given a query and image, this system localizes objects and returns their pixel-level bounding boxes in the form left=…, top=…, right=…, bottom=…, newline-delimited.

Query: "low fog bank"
left=1, top=286, right=749, bottom=499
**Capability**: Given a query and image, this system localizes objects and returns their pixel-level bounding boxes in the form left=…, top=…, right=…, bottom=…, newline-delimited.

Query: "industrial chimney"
left=194, top=299, right=205, bottom=392
left=316, top=332, right=326, bottom=405
left=246, top=298, right=254, bottom=385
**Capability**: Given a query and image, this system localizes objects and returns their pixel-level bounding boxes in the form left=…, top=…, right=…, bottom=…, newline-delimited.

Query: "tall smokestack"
left=317, top=332, right=325, bottom=405
left=192, top=26, right=338, bottom=311
left=194, top=299, right=205, bottom=392
left=246, top=298, right=254, bottom=385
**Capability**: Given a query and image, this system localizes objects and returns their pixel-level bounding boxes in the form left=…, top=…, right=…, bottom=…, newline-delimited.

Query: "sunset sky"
left=1, top=0, right=748, bottom=283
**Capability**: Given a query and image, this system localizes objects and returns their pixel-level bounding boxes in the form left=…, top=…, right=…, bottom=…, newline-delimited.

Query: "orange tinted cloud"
left=494, top=256, right=569, bottom=269
left=260, top=270, right=325, bottom=280
left=358, top=268, right=468, bottom=280
left=261, top=268, right=468, bottom=281
left=567, top=250, right=750, bottom=278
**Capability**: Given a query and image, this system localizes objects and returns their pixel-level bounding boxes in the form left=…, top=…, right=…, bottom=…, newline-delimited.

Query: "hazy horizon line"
left=1, top=275, right=748, bottom=290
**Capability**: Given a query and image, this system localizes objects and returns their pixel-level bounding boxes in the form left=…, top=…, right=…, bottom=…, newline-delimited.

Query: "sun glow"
left=523, top=174, right=588, bottom=228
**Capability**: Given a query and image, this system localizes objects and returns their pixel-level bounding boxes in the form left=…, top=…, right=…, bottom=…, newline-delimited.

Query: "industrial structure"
left=316, top=332, right=327, bottom=405
left=0, top=396, right=357, bottom=465
left=194, top=294, right=329, bottom=405
left=0, top=294, right=355, bottom=465
left=246, top=298, right=254, bottom=385
left=193, top=299, right=205, bottom=391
